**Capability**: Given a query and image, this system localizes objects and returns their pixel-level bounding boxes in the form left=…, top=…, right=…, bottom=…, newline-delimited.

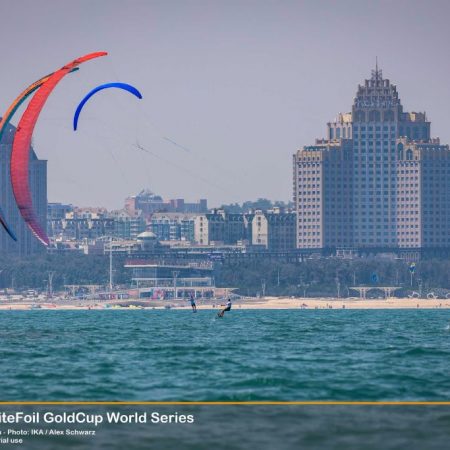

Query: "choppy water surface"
left=1, top=309, right=450, bottom=401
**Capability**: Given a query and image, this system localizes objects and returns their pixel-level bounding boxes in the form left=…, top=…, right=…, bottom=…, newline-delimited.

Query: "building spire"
left=371, top=57, right=382, bottom=84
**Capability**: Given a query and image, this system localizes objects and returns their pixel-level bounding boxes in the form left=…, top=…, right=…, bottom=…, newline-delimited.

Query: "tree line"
left=0, top=253, right=129, bottom=291
left=1, top=253, right=449, bottom=297
left=215, top=258, right=450, bottom=297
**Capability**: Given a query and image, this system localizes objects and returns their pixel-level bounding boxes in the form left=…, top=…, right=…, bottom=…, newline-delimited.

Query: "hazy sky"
left=1, top=0, right=450, bottom=209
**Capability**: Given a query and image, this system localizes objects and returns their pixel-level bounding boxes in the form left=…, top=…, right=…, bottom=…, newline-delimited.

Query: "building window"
left=397, top=143, right=404, bottom=160
left=369, top=110, right=381, bottom=121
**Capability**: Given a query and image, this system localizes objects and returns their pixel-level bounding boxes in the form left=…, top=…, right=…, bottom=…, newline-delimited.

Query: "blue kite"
left=73, top=82, right=143, bottom=130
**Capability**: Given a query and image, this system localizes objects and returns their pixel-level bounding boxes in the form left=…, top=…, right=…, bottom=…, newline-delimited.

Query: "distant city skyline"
left=2, top=0, right=450, bottom=209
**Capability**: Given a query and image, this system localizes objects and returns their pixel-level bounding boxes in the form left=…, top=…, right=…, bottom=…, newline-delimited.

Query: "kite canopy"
left=0, top=74, right=53, bottom=241
left=73, top=82, right=143, bottom=130
left=0, top=68, right=80, bottom=241
left=10, top=52, right=107, bottom=246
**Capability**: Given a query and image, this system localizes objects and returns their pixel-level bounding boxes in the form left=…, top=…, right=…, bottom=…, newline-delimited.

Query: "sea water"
left=1, top=309, right=449, bottom=401
left=3, top=309, right=450, bottom=449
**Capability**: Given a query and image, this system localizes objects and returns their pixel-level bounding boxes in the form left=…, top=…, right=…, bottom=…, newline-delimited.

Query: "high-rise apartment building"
left=293, top=67, right=450, bottom=255
left=0, top=123, right=47, bottom=255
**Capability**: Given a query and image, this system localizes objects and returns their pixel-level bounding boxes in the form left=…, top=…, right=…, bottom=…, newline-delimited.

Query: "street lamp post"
left=47, top=271, right=55, bottom=299
left=409, top=262, right=416, bottom=288
left=109, top=236, right=113, bottom=293
left=172, top=271, right=180, bottom=300
left=335, top=276, right=341, bottom=299
left=303, top=283, right=309, bottom=298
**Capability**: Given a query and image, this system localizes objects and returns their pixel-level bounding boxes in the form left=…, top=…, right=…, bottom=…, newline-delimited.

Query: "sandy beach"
left=193, top=297, right=450, bottom=310
left=1, top=296, right=450, bottom=310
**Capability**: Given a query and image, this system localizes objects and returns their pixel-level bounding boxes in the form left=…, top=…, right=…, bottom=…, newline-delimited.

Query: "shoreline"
left=0, top=297, right=450, bottom=310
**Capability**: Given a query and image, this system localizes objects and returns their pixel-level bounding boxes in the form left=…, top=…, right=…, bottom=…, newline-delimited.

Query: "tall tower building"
left=293, top=67, right=450, bottom=256
left=0, top=123, right=47, bottom=255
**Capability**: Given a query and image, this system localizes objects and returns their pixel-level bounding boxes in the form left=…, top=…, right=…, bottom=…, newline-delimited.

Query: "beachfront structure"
left=48, top=207, right=147, bottom=241
left=293, top=66, right=450, bottom=257
left=0, top=123, right=47, bottom=255
left=110, top=209, right=146, bottom=240
left=47, top=202, right=73, bottom=220
left=125, top=189, right=208, bottom=217
left=149, top=212, right=196, bottom=242
left=125, top=260, right=215, bottom=299
left=395, top=137, right=450, bottom=250
left=251, top=208, right=297, bottom=251
left=47, top=203, right=73, bottom=240
left=193, top=210, right=246, bottom=245
left=49, top=209, right=114, bottom=241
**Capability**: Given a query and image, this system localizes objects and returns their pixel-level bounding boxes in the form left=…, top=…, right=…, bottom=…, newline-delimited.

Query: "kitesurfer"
left=217, top=298, right=232, bottom=317
left=189, top=293, right=197, bottom=313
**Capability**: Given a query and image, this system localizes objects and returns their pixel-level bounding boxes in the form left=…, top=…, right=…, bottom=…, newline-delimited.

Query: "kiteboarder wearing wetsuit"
left=218, top=298, right=232, bottom=317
